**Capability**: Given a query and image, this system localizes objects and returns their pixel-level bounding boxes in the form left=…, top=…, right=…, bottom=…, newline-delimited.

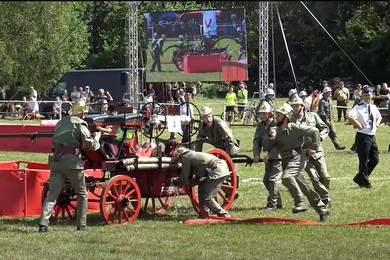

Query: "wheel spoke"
left=125, top=206, right=137, bottom=215
left=107, top=192, right=116, bottom=200
left=112, top=185, right=119, bottom=197
left=123, top=187, right=135, bottom=197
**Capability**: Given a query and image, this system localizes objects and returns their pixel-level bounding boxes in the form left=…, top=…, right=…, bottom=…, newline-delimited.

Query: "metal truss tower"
left=258, top=1, right=269, bottom=96
left=127, top=1, right=140, bottom=104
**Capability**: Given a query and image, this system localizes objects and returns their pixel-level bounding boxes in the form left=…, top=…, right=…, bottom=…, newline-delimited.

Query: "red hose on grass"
left=183, top=216, right=390, bottom=227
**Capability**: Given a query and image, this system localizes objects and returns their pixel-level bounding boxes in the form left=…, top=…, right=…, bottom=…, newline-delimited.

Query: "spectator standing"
left=76, top=87, right=84, bottom=99
left=29, top=85, right=39, bottom=114
left=84, top=86, right=95, bottom=103
left=146, top=83, right=156, bottom=99
left=62, top=90, right=69, bottom=101
left=237, top=82, right=248, bottom=121
left=347, top=88, right=381, bottom=189
left=317, top=86, right=346, bottom=150
left=373, top=84, right=381, bottom=107
left=172, top=82, right=179, bottom=103
left=30, top=85, right=38, bottom=101
left=0, top=85, right=6, bottom=100
left=192, top=82, right=200, bottom=102
left=225, top=86, right=237, bottom=125
left=95, top=88, right=113, bottom=103
left=180, top=93, right=194, bottom=144
left=333, top=81, right=350, bottom=122
left=165, top=83, right=174, bottom=104
left=177, top=88, right=185, bottom=103
left=70, top=86, right=79, bottom=101
left=353, top=84, right=363, bottom=107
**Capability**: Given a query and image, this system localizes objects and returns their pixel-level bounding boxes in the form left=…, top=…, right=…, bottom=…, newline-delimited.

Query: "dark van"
left=39, top=68, right=146, bottom=118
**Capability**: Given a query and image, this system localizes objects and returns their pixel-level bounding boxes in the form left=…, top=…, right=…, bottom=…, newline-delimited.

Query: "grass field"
left=1, top=96, right=390, bottom=259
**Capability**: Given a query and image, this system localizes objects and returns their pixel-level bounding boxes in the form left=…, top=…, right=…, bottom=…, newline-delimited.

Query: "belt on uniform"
left=54, top=146, right=80, bottom=156
left=268, top=158, right=282, bottom=162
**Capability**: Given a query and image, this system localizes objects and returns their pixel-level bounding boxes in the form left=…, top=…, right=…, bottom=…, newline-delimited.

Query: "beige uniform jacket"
left=195, top=116, right=240, bottom=155
left=52, top=116, right=100, bottom=169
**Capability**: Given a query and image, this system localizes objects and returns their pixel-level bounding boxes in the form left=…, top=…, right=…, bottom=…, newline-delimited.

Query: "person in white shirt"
left=29, top=85, right=39, bottom=114
left=179, top=93, right=194, bottom=143
left=347, top=87, right=381, bottom=189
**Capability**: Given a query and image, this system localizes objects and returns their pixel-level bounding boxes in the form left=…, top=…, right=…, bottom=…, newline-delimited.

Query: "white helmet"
left=299, top=91, right=307, bottom=97
left=288, top=89, right=298, bottom=98
left=323, top=86, right=332, bottom=94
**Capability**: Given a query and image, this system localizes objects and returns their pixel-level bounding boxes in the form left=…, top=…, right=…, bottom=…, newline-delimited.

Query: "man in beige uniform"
left=253, top=102, right=283, bottom=210
left=38, top=98, right=101, bottom=232
left=172, top=146, right=231, bottom=218
left=290, top=97, right=332, bottom=207
left=318, top=86, right=346, bottom=150
left=264, top=103, right=330, bottom=222
left=194, top=106, right=239, bottom=156
left=194, top=106, right=240, bottom=199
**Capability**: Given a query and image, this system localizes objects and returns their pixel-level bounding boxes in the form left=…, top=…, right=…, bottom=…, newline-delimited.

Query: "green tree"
left=0, top=2, right=89, bottom=95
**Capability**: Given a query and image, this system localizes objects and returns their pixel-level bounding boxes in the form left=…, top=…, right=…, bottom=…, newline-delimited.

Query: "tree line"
left=0, top=1, right=389, bottom=97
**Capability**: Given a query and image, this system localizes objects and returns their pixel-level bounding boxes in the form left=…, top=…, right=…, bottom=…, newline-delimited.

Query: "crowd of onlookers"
left=16, top=85, right=115, bottom=119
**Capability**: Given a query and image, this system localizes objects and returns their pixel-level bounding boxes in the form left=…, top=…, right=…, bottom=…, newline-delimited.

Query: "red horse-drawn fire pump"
left=40, top=101, right=244, bottom=225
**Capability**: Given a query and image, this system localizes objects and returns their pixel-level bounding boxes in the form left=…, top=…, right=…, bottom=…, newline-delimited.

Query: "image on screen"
left=143, top=8, right=248, bottom=82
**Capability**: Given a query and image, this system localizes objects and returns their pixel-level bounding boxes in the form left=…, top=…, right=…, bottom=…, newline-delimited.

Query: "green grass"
left=1, top=96, right=390, bottom=259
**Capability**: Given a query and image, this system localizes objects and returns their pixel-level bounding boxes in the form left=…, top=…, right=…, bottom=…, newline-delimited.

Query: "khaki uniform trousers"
left=198, top=161, right=230, bottom=215
left=263, top=159, right=283, bottom=208
left=305, top=155, right=331, bottom=201
left=281, top=153, right=328, bottom=214
left=39, top=163, right=88, bottom=228
left=328, top=120, right=342, bottom=148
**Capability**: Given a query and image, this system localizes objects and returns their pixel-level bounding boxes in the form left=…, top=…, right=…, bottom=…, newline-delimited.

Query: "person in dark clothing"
left=150, top=34, right=166, bottom=72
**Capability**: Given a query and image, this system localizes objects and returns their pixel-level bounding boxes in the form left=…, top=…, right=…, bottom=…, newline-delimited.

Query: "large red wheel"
left=41, top=181, right=77, bottom=222
left=99, top=175, right=141, bottom=225
left=140, top=197, right=173, bottom=215
left=188, top=149, right=237, bottom=216
left=174, top=49, right=190, bottom=71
